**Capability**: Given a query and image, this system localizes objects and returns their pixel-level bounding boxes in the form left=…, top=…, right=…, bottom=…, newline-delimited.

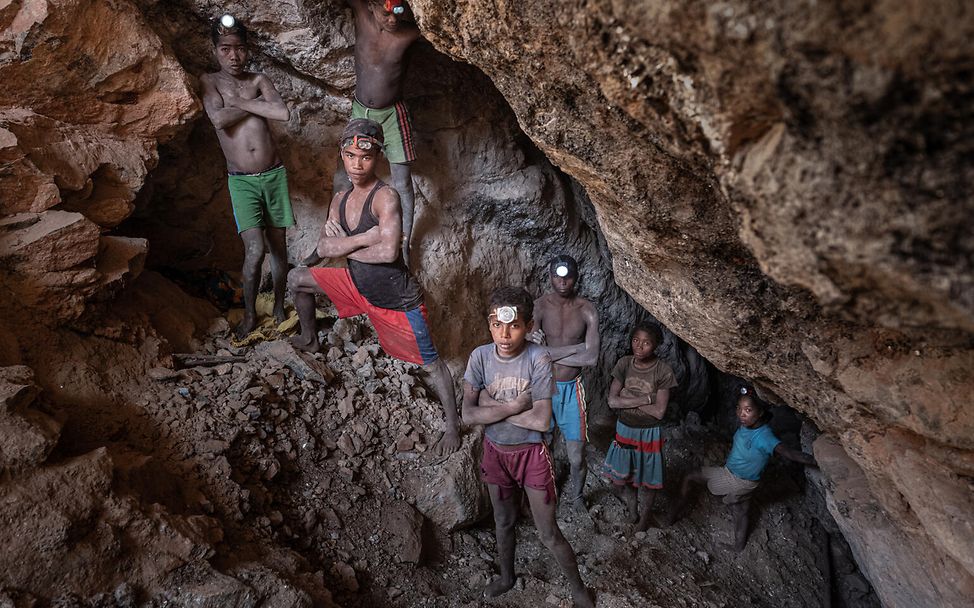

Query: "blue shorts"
left=550, top=377, right=587, bottom=442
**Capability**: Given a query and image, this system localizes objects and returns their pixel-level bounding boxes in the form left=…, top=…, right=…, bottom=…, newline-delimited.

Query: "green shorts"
left=227, top=164, right=295, bottom=233
left=351, top=98, right=417, bottom=164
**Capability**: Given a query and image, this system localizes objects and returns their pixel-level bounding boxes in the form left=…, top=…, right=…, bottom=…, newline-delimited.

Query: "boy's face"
left=631, top=329, right=658, bottom=360
left=369, top=2, right=400, bottom=31
left=341, top=144, right=380, bottom=183
left=214, top=34, right=248, bottom=75
left=488, top=307, right=533, bottom=357
left=736, top=399, right=763, bottom=428
left=549, top=272, right=577, bottom=298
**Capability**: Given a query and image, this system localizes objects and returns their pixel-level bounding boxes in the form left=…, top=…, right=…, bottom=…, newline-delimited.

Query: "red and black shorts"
left=480, top=437, right=557, bottom=504
left=310, top=267, right=437, bottom=366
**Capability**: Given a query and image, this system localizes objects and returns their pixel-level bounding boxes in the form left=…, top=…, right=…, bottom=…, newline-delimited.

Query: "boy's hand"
left=324, top=220, right=348, bottom=238
left=508, top=390, right=534, bottom=414
left=526, top=329, right=546, bottom=345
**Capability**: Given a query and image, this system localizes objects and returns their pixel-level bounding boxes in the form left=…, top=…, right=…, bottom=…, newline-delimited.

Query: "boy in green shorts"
left=343, top=0, right=421, bottom=263
left=200, top=15, right=294, bottom=340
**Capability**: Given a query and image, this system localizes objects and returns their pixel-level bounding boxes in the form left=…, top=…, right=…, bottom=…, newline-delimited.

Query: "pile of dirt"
left=23, top=300, right=872, bottom=607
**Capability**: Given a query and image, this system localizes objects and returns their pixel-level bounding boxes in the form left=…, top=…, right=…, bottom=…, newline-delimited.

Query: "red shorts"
left=310, top=267, right=438, bottom=366
left=480, top=437, right=556, bottom=504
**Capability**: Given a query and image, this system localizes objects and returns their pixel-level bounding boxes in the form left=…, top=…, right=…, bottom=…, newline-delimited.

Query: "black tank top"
left=338, top=181, right=423, bottom=311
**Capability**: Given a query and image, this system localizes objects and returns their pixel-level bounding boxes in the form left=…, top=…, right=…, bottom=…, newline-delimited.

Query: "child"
left=664, top=387, right=817, bottom=551
left=603, top=322, right=678, bottom=531
left=200, top=15, right=294, bottom=340
left=461, top=286, right=593, bottom=608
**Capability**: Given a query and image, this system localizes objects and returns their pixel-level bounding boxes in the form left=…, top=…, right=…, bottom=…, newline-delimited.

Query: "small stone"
left=545, top=594, right=561, bottom=605
left=148, top=367, right=179, bottom=381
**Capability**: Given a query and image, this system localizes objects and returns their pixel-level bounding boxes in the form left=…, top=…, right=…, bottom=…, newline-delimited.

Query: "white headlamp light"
left=220, top=14, right=236, bottom=28
left=491, top=306, right=517, bottom=324
left=555, top=264, right=570, bottom=277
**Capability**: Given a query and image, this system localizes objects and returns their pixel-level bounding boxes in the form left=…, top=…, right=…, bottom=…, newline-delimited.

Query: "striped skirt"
left=603, top=421, right=664, bottom=489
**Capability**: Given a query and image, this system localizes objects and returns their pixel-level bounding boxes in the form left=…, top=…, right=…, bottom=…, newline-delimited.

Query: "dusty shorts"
left=227, top=164, right=295, bottom=233
left=351, top=98, right=417, bottom=164
left=480, top=437, right=556, bottom=504
left=309, top=267, right=437, bottom=366
left=700, top=466, right=759, bottom=505
left=603, top=421, right=664, bottom=489
left=550, top=376, right=587, bottom=442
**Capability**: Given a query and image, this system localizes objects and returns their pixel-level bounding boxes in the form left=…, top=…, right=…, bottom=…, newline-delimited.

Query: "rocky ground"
left=10, top=297, right=877, bottom=608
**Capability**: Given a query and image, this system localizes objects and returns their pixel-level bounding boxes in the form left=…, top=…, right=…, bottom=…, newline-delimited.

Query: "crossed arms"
left=608, top=379, right=671, bottom=421
left=530, top=304, right=600, bottom=368
left=461, top=383, right=552, bottom=432
left=201, top=73, right=290, bottom=130
left=301, top=187, right=402, bottom=266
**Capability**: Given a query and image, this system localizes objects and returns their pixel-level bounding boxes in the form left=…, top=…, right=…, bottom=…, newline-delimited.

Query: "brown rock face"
left=407, top=1, right=973, bottom=605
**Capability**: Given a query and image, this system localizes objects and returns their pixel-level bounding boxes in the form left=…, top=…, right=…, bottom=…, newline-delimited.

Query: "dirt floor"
left=50, top=302, right=880, bottom=608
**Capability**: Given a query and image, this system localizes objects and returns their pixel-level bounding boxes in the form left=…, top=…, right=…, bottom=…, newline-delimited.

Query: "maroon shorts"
left=480, top=437, right=556, bottom=504
left=310, top=267, right=437, bottom=366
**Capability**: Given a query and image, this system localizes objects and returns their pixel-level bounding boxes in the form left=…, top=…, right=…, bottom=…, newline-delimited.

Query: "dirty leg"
left=422, top=357, right=461, bottom=455
left=525, top=486, right=594, bottom=608
left=390, top=162, right=414, bottom=265
left=236, top=228, right=266, bottom=340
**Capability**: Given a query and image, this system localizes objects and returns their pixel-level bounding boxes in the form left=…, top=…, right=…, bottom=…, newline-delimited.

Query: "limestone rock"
left=381, top=501, right=425, bottom=564
left=403, top=428, right=489, bottom=531
left=813, top=435, right=974, bottom=608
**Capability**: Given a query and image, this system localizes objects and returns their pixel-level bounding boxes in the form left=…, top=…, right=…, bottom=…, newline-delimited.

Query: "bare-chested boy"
left=201, top=16, right=293, bottom=340
left=528, top=255, right=600, bottom=508
left=342, top=0, right=421, bottom=263
left=287, top=118, right=460, bottom=455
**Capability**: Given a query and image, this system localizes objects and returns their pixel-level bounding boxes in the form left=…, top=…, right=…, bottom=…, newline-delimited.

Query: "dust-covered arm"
left=224, top=75, right=290, bottom=121
left=461, top=383, right=532, bottom=426
left=506, top=398, right=552, bottom=432
left=346, top=187, right=402, bottom=264
left=607, top=378, right=651, bottom=410
left=775, top=444, right=817, bottom=467
left=547, top=305, right=600, bottom=367
left=201, top=75, right=249, bottom=129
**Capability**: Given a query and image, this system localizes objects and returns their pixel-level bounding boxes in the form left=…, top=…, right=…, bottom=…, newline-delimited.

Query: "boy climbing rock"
left=343, top=0, right=421, bottom=263
left=200, top=15, right=294, bottom=340
left=462, top=286, right=594, bottom=607
left=287, top=118, right=460, bottom=455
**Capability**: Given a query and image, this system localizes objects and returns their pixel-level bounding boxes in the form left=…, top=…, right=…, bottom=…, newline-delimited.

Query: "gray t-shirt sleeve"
left=529, top=347, right=555, bottom=402
left=463, top=346, right=486, bottom=390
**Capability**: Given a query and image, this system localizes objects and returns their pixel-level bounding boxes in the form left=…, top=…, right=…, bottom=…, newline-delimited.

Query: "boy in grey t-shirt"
left=461, top=286, right=593, bottom=607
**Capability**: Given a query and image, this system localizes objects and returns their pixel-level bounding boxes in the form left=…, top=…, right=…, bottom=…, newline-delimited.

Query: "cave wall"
left=403, top=1, right=974, bottom=607
left=1, top=0, right=971, bottom=605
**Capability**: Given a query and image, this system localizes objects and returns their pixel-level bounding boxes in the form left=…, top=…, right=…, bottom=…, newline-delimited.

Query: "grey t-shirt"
left=463, top=343, right=554, bottom=445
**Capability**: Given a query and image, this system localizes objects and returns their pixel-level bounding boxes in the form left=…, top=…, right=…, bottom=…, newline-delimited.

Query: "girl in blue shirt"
left=663, top=388, right=816, bottom=551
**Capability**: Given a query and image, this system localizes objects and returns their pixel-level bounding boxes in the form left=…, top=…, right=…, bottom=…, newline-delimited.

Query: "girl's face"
left=631, top=329, right=657, bottom=361
left=736, top=398, right=763, bottom=428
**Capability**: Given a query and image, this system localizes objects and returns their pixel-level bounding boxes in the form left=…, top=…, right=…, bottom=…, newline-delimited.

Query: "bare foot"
left=273, top=305, right=287, bottom=326
left=484, top=576, right=515, bottom=599
left=234, top=314, right=257, bottom=341
left=433, top=429, right=461, bottom=456
left=290, top=333, right=320, bottom=353
left=567, top=494, right=587, bottom=513
left=571, top=585, right=595, bottom=608
left=635, top=513, right=658, bottom=532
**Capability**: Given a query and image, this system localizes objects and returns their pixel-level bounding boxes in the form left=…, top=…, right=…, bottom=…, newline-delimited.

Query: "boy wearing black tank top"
left=287, top=118, right=461, bottom=455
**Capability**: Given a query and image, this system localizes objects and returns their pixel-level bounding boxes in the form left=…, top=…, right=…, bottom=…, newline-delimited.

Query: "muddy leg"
left=720, top=498, right=751, bottom=553
left=566, top=440, right=587, bottom=508
left=525, top=487, right=594, bottom=608
left=423, top=357, right=461, bottom=455
left=662, top=470, right=706, bottom=526
left=236, top=228, right=266, bottom=340
left=265, top=226, right=288, bottom=325
left=390, top=162, right=414, bottom=265
left=287, top=267, right=321, bottom=352
left=484, top=484, right=518, bottom=598
left=635, top=488, right=659, bottom=531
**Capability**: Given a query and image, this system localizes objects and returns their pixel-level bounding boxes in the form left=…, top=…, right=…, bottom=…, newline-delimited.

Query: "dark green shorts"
left=351, top=98, right=416, bottom=164
left=227, top=164, right=295, bottom=233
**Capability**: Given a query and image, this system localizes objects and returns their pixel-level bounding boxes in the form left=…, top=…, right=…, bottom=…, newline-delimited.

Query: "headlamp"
left=555, top=264, right=569, bottom=277
left=384, top=0, right=405, bottom=14
left=220, top=14, right=236, bottom=28
left=740, top=386, right=750, bottom=395
left=341, top=135, right=381, bottom=151
left=490, top=306, right=518, bottom=324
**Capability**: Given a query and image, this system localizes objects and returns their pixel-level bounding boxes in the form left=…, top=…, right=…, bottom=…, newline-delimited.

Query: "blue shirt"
left=725, top=424, right=781, bottom=481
